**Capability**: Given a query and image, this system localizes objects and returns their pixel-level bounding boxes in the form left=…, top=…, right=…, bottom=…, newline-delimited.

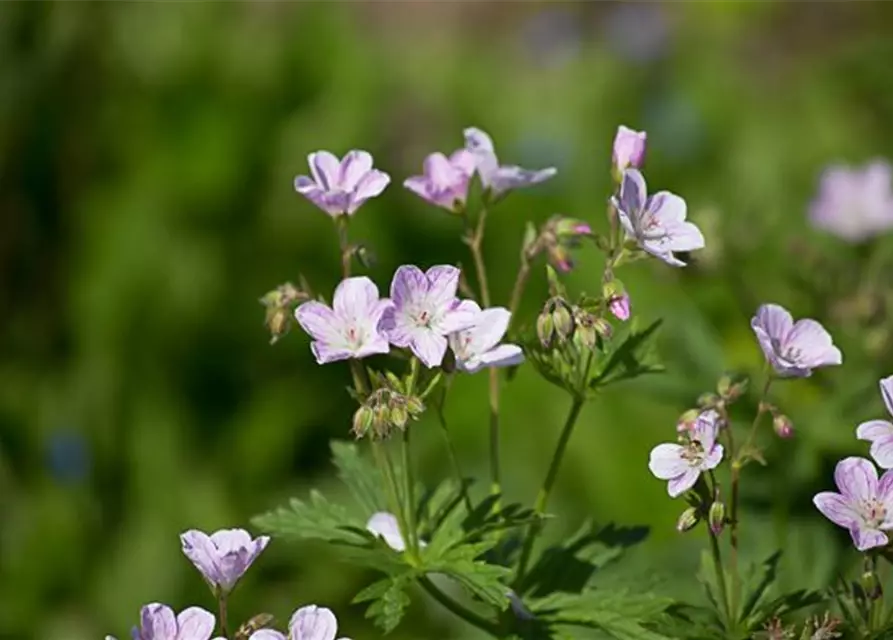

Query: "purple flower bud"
left=180, top=529, right=270, bottom=594
left=773, top=414, right=794, bottom=439
left=608, top=294, right=631, bottom=321
left=612, top=125, right=647, bottom=171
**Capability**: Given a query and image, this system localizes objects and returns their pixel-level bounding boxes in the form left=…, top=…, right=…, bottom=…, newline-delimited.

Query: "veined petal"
left=835, top=456, right=878, bottom=502
left=813, top=491, right=859, bottom=528
left=411, top=330, right=448, bottom=368
left=308, top=151, right=340, bottom=191
left=666, top=221, right=705, bottom=253
left=449, top=148, right=477, bottom=177
left=176, top=607, right=215, bottom=640
left=857, top=419, right=893, bottom=443
left=140, top=604, right=177, bottom=640
left=425, top=265, right=460, bottom=307
left=339, top=150, right=373, bottom=191
left=438, top=301, right=478, bottom=334
left=249, top=631, right=286, bottom=640
left=288, top=606, right=338, bottom=640
left=787, top=319, right=842, bottom=368
left=647, top=191, right=687, bottom=225
left=464, top=127, right=496, bottom=153
left=489, top=166, right=556, bottom=195
left=349, top=170, right=390, bottom=213
left=310, top=341, right=354, bottom=365
left=692, top=410, right=720, bottom=451
left=851, top=527, right=888, bottom=552
left=752, top=304, right=794, bottom=344
left=668, top=468, right=700, bottom=498
left=295, top=302, right=343, bottom=344
left=870, top=435, right=893, bottom=470
left=390, top=265, right=427, bottom=308
left=648, top=443, right=688, bottom=480
left=475, top=344, right=524, bottom=370
left=618, top=169, right=647, bottom=220
left=333, top=276, right=380, bottom=321
left=878, top=469, right=893, bottom=511
left=700, top=444, right=724, bottom=471
left=881, top=376, right=893, bottom=416
left=352, top=333, right=390, bottom=360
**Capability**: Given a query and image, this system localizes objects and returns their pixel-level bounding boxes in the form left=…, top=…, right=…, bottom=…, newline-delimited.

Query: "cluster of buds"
left=571, top=306, right=612, bottom=351
left=531, top=215, right=592, bottom=273
left=676, top=484, right=726, bottom=536
left=259, top=281, right=310, bottom=345
left=352, top=388, right=424, bottom=439
left=536, top=297, right=574, bottom=348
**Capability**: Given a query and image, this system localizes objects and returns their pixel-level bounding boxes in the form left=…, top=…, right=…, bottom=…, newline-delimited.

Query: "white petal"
left=424, top=265, right=460, bottom=307
left=366, top=512, right=406, bottom=552
left=176, top=607, right=215, bottom=640
left=648, top=443, right=688, bottom=480
left=338, top=150, right=373, bottom=191
left=881, top=376, right=893, bottom=416
left=333, top=276, right=380, bottom=321
left=288, top=606, right=337, bottom=640
left=466, top=307, right=511, bottom=355
left=475, top=344, right=524, bottom=370
left=411, top=330, right=448, bottom=368
left=857, top=420, right=893, bottom=443
left=834, top=456, right=878, bottom=502
left=308, top=151, right=340, bottom=191
left=667, top=468, right=700, bottom=498
left=752, top=304, right=794, bottom=344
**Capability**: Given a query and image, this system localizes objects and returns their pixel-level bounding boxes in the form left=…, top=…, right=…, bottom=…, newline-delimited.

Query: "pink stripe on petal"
left=295, top=302, right=342, bottom=343
left=339, top=150, right=373, bottom=191
left=813, top=492, right=858, bottom=528
left=425, top=265, right=460, bottom=306
left=668, top=468, right=700, bottom=498
left=333, top=277, right=380, bottom=320
left=390, top=265, right=427, bottom=307
left=851, top=526, right=888, bottom=552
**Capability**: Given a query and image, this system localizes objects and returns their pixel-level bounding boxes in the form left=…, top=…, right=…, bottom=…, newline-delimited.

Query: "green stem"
left=402, top=427, right=418, bottom=556
left=708, top=529, right=732, bottom=629
left=435, top=381, right=473, bottom=513
left=216, top=592, right=228, bottom=638
left=336, top=216, right=351, bottom=278
left=372, top=441, right=411, bottom=555
left=418, top=575, right=501, bottom=636
left=507, top=251, right=533, bottom=326
left=515, top=395, right=586, bottom=585
left=729, top=372, right=773, bottom=618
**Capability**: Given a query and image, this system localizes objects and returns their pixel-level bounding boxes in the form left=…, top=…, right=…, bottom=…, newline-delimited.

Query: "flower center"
left=861, top=498, right=887, bottom=528
left=345, top=324, right=364, bottom=349
left=680, top=440, right=706, bottom=467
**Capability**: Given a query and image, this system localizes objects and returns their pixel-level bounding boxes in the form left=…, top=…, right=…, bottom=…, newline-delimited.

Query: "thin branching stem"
left=418, top=575, right=501, bottom=636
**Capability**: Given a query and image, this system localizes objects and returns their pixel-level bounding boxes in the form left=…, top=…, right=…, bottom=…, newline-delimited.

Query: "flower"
left=808, top=160, right=893, bottom=243
left=813, top=457, right=893, bottom=551
left=463, top=127, right=556, bottom=199
left=612, top=169, right=704, bottom=267
left=648, top=410, right=723, bottom=497
left=247, top=606, right=351, bottom=640
left=448, top=301, right=525, bottom=373
left=612, top=125, right=647, bottom=171
left=295, top=277, right=394, bottom=365
left=404, top=150, right=476, bottom=212
left=294, top=150, right=390, bottom=217
left=366, top=512, right=408, bottom=552
left=608, top=294, right=631, bottom=321
left=383, top=265, right=476, bottom=368
left=113, top=603, right=222, bottom=640
left=856, top=376, right=893, bottom=468
left=750, top=304, right=842, bottom=378
left=180, top=529, right=270, bottom=594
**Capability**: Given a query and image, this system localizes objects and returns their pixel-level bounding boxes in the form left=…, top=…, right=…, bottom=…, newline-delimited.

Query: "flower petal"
left=449, top=148, right=477, bottom=177
left=692, top=410, right=720, bottom=451
left=390, top=265, right=427, bottom=308
left=411, top=330, right=448, bottom=368
left=851, top=527, right=888, bottom=552
left=465, top=307, right=511, bottom=354
left=338, top=150, right=373, bottom=191
left=857, top=419, right=893, bottom=443
left=473, top=344, right=524, bottom=371
left=350, top=170, right=390, bottom=211
left=308, top=151, right=340, bottom=191
left=752, top=304, right=794, bottom=343
left=352, top=333, right=390, bottom=360
left=310, top=341, right=354, bottom=365
left=140, top=604, right=178, bottom=640
left=333, top=277, right=380, bottom=321
left=288, top=606, right=338, bottom=640
left=786, top=319, right=842, bottom=368
left=700, top=444, right=724, bottom=471
left=366, top=512, right=406, bottom=552
left=813, top=491, right=859, bottom=528
left=648, top=443, right=688, bottom=480
left=618, top=169, right=648, bottom=219
left=438, top=302, right=478, bottom=334
left=423, top=152, right=457, bottom=186
left=881, top=376, right=893, bottom=416
left=294, top=301, right=343, bottom=345
left=424, top=265, right=460, bottom=307
left=176, top=607, right=216, bottom=640
left=489, top=166, right=557, bottom=195
left=667, top=468, right=700, bottom=498
left=666, top=221, right=705, bottom=253
left=870, top=435, right=893, bottom=470
left=249, top=631, right=287, bottom=640
left=180, top=530, right=222, bottom=586
left=464, top=126, right=499, bottom=186
left=834, top=456, right=878, bottom=502
left=647, top=191, right=687, bottom=226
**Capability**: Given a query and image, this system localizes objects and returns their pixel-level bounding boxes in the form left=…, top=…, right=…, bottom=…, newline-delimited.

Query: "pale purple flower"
left=247, top=606, right=351, bottom=640
left=857, top=375, right=893, bottom=469
left=612, top=169, right=704, bottom=267
left=813, top=457, right=893, bottom=551
left=383, top=265, right=476, bottom=368
left=608, top=294, right=631, bottom=321
left=612, top=125, right=647, bottom=171
left=294, top=150, right=390, bottom=217
left=463, top=127, right=556, bottom=199
left=295, top=277, right=394, bottom=365
left=448, top=301, right=524, bottom=374
left=648, top=410, right=723, bottom=497
left=367, top=512, right=408, bottom=552
left=180, top=529, right=270, bottom=594
left=750, top=304, right=842, bottom=378
left=116, top=603, right=221, bottom=640
left=808, top=160, right=893, bottom=243
left=404, top=150, right=476, bottom=212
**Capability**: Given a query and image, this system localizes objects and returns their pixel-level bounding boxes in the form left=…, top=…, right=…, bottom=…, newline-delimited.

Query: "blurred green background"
left=4, top=2, right=893, bottom=638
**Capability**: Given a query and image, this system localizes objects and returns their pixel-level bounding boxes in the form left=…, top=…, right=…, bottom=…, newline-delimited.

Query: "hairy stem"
left=217, top=593, right=229, bottom=638
left=435, top=381, right=473, bottom=513
left=515, top=395, right=586, bottom=585
left=418, top=575, right=501, bottom=636
left=336, top=216, right=351, bottom=278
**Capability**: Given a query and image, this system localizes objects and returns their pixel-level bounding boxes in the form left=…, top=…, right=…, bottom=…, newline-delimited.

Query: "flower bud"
left=551, top=301, right=574, bottom=342
left=548, top=245, right=573, bottom=273
left=708, top=501, right=726, bottom=536
left=593, top=317, right=613, bottom=340
left=405, top=396, right=424, bottom=417
left=717, top=374, right=748, bottom=402
left=676, top=506, right=700, bottom=533
left=537, top=311, right=555, bottom=348
left=389, top=403, right=409, bottom=431
left=372, top=403, right=391, bottom=438
left=861, top=570, right=883, bottom=601
left=677, top=408, right=700, bottom=433
left=554, top=217, right=592, bottom=239
left=608, top=294, right=631, bottom=322
left=612, top=125, right=647, bottom=173
left=352, top=405, right=374, bottom=438
left=697, top=392, right=720, bottom=409
left=573, top=310, right=598, bottom=350
left=773, top=414, right=794, bottom=439
left=264, top=307, right=291, bottom=345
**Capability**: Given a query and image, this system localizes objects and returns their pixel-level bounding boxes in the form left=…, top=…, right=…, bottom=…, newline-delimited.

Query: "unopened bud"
left=405, top=396, right=424, bottom=416
left=536, top=311, right=554, bottom=348
left=607, top=294, right=630, bottom=322
left=264, top=307, right=291, bottom=345
left=354, top=245, right=375, bottom=270
left=861, top=570, right=883, bottom=601
left=593, top=317, right=613, bottom=339
left=554, top=217, right=591, bottom=238
left=352, top=405, right=374, bottom=438
left=676, top=507, right=700, bottom=533
left=390, top=403, right=409, bottom=430
left=573, top=311, right=598, bottom=350
left=677, top=409, right=700, bottom=433
left=697, top=392, right=720, bottom=409
left=372, top=404, right=391, bottom=438
left=708, top=501, right=726, bottom=536
left=551, top=301, right=574, bottom=342
left=773, top=414, right=794, bottom=439
left=717, top=374, right=748, bottom=402
left=548, top=245, right=573, bottom=273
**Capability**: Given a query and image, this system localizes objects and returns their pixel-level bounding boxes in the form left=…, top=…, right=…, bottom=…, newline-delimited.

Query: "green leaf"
left=425, top=542, right=511, bottom=609
left=252, top=491, right=366, bottom=545
left=330, top=440, right=388, bottom=516
left=739, top=551, right=782, bottom=623
left=531, top=589, right=675, bottom=640
left=354, top=575, right=413, bottom=633
left=590, top=318, right=664, bottom=390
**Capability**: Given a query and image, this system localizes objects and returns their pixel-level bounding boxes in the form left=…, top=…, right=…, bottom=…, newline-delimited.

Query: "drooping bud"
left=861, top=570, right=883, bottom=601
left=717, top=373, right=749, bottom=402
left=773, top=414, right=794, bottom=439
left=608, top=294, right=631, bottom=321
left=405, top=396, right=424, bottom=417
left=551, top=300, right=575, bottom=342
left=352, top=405, right=374, bottom=438
left=593, top=317, right=613, bottom=340
left=708, top=501, right=726, bottom=536
left=676, top=507, right=700, bottom=533
left=259, top=282, right=309, bottom=345
left=389, top=401, right=409, bottom=431
left=537, top=310, right=555, bottom=348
